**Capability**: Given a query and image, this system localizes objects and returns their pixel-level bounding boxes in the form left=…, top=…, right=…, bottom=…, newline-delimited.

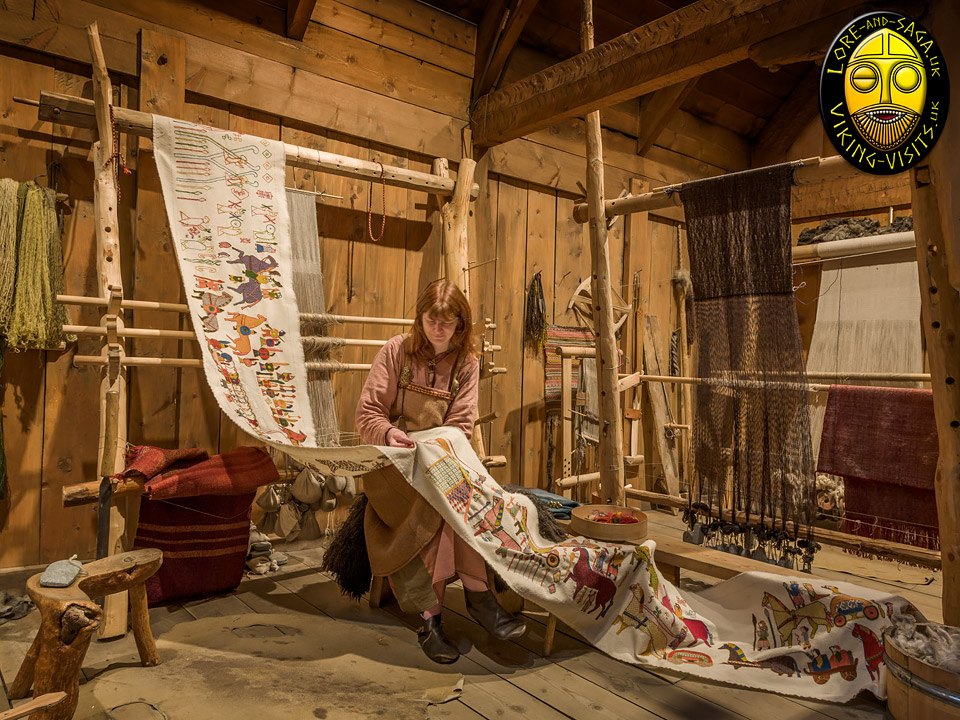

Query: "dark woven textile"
left=135, top=492, right=254, bottom=606
left=683, top=165, right=816, bottom=537
left=125, top=445, right=277, bottom=605
left=819, top=385, right=939, bottom=549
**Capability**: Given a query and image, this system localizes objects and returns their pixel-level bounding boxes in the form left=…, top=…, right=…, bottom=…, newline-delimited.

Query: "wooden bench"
left=542, top=534, right=815, bottom=654
left=9, top=549, right=163, bottom=720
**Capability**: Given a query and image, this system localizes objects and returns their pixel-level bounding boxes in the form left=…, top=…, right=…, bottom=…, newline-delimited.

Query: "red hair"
left=408, top=281, right=475, bottom=363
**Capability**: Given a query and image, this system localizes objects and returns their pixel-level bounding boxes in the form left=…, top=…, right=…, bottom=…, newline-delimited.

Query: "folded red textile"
left=134, top=492, right=254, bottom=606
left=118, top=446, right=209, bottom=481
left=818, top=384, right=938, bottom=490
left=144, top=446, right=279, bottom=499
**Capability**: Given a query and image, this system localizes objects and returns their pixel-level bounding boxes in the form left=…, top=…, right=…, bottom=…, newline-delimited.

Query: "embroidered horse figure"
left=193, top=290, right=232, bottom=332
left=226, top=248, right=279, bottom=307
left=564, top=547, right=616, bottom=618
left=762, top=591, right=832, bottom=646
left=225, top=312, right=267, bottom=356
left=852, top=624, right=884, bottom=681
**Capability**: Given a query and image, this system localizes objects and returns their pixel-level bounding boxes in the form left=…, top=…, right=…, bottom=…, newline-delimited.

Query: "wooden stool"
left=9, top=549, right=163, bottom=720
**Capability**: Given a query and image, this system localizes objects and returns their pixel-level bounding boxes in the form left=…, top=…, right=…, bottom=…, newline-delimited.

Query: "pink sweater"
left=355, top=334, right=479, bottom=446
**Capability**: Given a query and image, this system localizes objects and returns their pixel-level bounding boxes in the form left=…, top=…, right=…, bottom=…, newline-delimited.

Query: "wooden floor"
left=0, top=510, right=941, bottom=719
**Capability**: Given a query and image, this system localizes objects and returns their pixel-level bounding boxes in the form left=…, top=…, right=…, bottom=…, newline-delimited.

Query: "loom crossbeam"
left=27, top=91, right=479, bottom=199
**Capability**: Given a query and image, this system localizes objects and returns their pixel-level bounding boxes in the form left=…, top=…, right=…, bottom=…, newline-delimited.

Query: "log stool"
left=9, top=549, right=163, bottom=720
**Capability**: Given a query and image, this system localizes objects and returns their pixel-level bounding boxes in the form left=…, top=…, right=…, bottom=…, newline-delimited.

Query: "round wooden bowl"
left=569, top=504, right=648, bottom=542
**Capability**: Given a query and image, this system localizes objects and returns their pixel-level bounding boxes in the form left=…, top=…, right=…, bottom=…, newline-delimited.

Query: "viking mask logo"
left=845, top=29, right=926, bottom=150
left=820, top=13, right=949, bottom=174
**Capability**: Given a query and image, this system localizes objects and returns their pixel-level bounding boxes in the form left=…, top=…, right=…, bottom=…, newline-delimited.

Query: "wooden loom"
left=17, top=22, right=507, bottom=641
left=560, top=6, right=960, bottom=622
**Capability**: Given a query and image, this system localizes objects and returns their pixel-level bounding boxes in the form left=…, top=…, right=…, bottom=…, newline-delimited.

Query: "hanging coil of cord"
left=367, top=159, right=386, bottom=242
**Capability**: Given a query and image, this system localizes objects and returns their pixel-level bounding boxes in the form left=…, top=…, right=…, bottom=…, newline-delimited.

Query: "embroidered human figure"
left=756, top=621, right=771, bottom=651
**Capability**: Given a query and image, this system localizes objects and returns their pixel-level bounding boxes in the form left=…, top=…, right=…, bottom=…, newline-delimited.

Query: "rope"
left=367, top=160, right=386, bottom=242
left=108, top=105, right=133, bottom=197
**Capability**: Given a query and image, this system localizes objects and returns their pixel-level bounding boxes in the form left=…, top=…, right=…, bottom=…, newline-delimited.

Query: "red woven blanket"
left=118, top=445, right=278, bottom=499
left=123, top=445, right=278, bottom=604
left=818, top=385, right=939, bottom=550
left=135, top=492, right=254, bottom=605
left=818, top=385, right=938, bottom=489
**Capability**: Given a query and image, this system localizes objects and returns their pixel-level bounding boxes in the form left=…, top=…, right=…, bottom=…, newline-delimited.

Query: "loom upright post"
left=910, top=0, right=960, bottom=626
left=580, top=0, right=624, bottom=505
left=86, top=22, right=131, bottom=640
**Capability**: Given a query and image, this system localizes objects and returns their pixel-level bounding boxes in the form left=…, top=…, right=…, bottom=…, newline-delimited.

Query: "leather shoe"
left=465, top=590, right=526, bottom=640
left=417, top=615, right=460, bottom=664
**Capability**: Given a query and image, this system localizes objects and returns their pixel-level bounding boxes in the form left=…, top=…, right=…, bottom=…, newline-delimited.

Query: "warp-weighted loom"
left=12, top=24, right=508, bottom=648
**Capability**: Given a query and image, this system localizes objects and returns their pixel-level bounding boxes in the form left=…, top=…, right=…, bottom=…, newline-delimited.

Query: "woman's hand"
left=386, top=427, right=415, bottom=448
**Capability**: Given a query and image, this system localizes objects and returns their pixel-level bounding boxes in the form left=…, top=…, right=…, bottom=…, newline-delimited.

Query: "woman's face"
left=423, top=311, right=458, bottom=352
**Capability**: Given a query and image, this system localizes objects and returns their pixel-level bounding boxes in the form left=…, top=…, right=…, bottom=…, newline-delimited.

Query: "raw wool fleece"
left=155, top=120, right=914, bottom=701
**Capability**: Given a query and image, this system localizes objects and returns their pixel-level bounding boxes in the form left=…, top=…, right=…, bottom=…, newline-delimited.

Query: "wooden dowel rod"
left=572, top=155, right=891, bottom=222
left=792, top=231, right=915, bottom=262
left=58, top=295, right=413, bottom=325
left=73, top=356, right=372, bottom=371
left=555, top=471, right=600, bottom=489
left=35, top=91, right=479, bottom=199
left=476, top=411, right=500, bottom=424
left=557, top=345, right=596, bottom=357
left=300, top=312, right=414, bottom=326
left=59, top=294, right=188, bottom=313
left=622, top=488, right=941, bottom=569
left=66, top=325, right=389, bottom=347
left=64, top=324, right=195, bottom=340
left=617, top=372, right=930, bottom=393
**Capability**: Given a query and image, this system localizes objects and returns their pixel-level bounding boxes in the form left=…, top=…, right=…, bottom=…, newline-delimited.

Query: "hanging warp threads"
left=681, top=165, right=817, bottom=570
left=288, top=190, right=340, bottom=446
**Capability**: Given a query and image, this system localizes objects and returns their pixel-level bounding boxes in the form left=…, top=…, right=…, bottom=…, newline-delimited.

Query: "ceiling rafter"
left=470, top=0, right=865, bottom=149
left=286, top=0, right=318, bottom=41
left=472, top=0, right=541, bottom=102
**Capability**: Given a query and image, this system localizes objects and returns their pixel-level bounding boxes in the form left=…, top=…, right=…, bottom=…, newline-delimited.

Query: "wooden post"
left=442, top=130, right=477, bottom=297
left=580, top=0, right=624, bottom=506
left=912, top=167, right=960, bottom=624
left=86, top=22, right=130, bottom=640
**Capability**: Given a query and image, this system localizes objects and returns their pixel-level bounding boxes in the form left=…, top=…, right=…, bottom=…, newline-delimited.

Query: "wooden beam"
left=471, top=0, right=863, bottom=148
left=751, top=66, right=820, bottom=167
left=911, top=0, right=960, bottom=629
left=581, top=0, right=624, bottom=506
left=472, top=0, right=540, bottom=101
left=287, top=0, right=317, bottom=40
left=636, top=80, right=697, bottom=156
left=32, top=92, right=479, bottom=198
left=747, top=1, right=927, bottom=70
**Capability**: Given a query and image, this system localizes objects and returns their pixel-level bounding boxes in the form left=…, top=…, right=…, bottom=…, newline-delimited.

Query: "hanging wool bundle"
left=0, top=179, right=20, bottom=332
left=524, top=270, right=547, bottom=352
left=681, top=164, right=817, bottom=567
left=7, top=183, right=70, bottom=349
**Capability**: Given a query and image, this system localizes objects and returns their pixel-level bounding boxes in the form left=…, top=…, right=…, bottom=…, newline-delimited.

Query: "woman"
left=355, top=280, right=525, bottom=664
